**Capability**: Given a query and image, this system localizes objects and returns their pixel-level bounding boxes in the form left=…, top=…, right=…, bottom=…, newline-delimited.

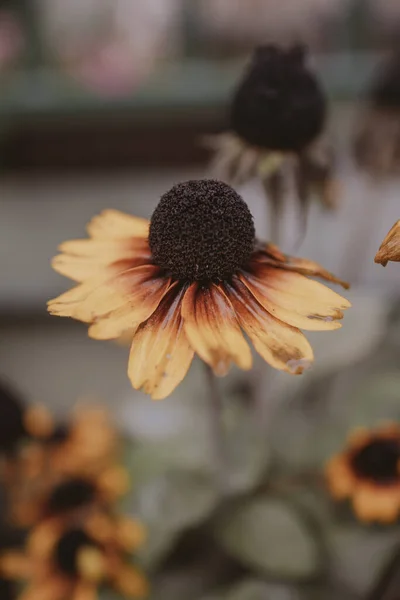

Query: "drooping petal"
left=128, top=284, right=194, bottom=400
left=48, top=264, right=170, bottom=340
left=255, top=246, right=349, bottom=289
left=375, top=220, right=400, bottom=266
left=225, top=276, right=314, bottom=374
left=86, top=210, right=149, bottom=240
left=240, top=265, right=350, bottom=331
left=181, top=282, right=252, bottom=376
left=52, top=238, right=151, bottom=282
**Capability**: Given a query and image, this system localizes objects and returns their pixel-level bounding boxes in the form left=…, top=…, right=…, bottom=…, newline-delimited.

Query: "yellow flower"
left=325, top=424, right=400, bottom=523
left=375, top=220, right=400, bottom=266
left=48, top=180, right=350, bottom=400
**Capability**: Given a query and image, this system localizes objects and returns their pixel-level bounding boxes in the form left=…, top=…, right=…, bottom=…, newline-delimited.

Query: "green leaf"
left=327, top=524, right=400, bottom=595
left=134, top=470, right=219, bottom=569
left=215, top=497, right=320, bottom=579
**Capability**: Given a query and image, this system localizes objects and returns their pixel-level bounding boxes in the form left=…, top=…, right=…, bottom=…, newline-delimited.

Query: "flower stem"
left=366, top=545, right=400, bottom=600
left=204, top=364, right=229, bottom=494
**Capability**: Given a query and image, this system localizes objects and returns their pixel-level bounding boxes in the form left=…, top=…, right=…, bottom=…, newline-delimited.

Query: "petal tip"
left=286, top=357, right=313, bottom=375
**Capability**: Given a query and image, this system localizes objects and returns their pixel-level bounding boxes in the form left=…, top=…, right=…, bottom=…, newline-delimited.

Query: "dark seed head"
left=45, top=478, right=97, bottom=516
left=351, top=437, right=400, bottom=484
left=54, top=529, right=98, bottom=576
left=230, top=44, right=326, bottom=152
left=369, top=52, right=400, bottom=110
left=0, top=381, right=26, bottom=453
left=149, top=180, right=255, bottom=282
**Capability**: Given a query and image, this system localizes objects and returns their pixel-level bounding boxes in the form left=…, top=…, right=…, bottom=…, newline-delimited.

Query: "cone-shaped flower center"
left=54, top=529, right=99, bottom=576
left=149, top=180, right=255, bottom=282
left=230, top=44, right=326, bottom=152
left=351, top=438, right=400, bottom=483
left=370, top=53, right=400, bottom=110
left=45, top=478, right=97, bottom=515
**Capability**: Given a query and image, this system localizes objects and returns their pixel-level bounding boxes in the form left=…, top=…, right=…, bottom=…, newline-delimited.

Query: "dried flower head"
left=207, top=46, right=338, bottom=239
left=326, top=424, right=400, bottom=523
left=375, top=220, right=400, bottom=266
left=48, top=179, right=350, bottom=399
left=354, top=51, right=400, bottom=176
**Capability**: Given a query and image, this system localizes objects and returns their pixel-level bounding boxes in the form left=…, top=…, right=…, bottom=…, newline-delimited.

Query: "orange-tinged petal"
left=352, top=487, right=400, bottom=523
left=86, top=210, right=149, bottom=240
left=19, top=578, right=69, bottom=600
left=226, top=277, right=314, bottom=374
left=325, top=456, right=356, bottom=499
left=240, top=266, right=350, bottom=331
left=128, top=284, right=194, bottom=400
left=255, top=248, right=349, bottom=289
left=52, top=239, right=151, bottom=283
left=73, top=581, right=98, bottom=600
left=113, top=565, right=149, bottom=599
left=48, top=264, right=168, bottom=333
left=375, top=220, right=400, bottom=266
left=0, top=552, right=33, bottom=578
left=181, top=282, right=252, bottom=376
left=88, top=272, right=172, bottom=340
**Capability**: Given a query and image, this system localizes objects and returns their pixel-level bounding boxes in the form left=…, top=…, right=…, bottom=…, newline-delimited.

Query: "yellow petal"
left=19, top=579, right=69, bottom=600
left=48, top=264, right=168, bottom=333
left=128, top=284, right=194, bottom=400
left=52, top=239, right=151, bottom=283
left=181, top=282, right=252, bottom=376
left=86, top=210, right=149, bottom=240
left=240, top=266, right=350, bottom=331
left=226, top=277, right=314, bottom=374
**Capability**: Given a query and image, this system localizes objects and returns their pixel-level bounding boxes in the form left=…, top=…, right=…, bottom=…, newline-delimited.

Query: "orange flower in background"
left=0, top=522, right=148, bottom=600
left=375, top=220, right=400, bottom=266
left=48, top=179, right=350, bottom=400
left=325, top=424, right=400, bottom=523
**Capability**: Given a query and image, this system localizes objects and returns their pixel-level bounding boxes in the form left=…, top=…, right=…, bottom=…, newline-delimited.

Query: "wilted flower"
left=48, top=179, right=350, bottom=399
left=207, top=45, right=338, bottom=238
left=375, top=220, right=400, bottom=266
left=354, top=51, right=400, bottom=177
left=326, top=424, right=400, bottom=523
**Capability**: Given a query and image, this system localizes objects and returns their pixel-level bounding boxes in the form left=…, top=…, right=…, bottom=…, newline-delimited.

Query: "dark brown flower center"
left=230, top=44, right=326, bottom=152
left=351, top=438, right=400, bottom=483
left=149, top=180, right=255, bottom=282
left=45, top=478, right=97, bottom=515
left=54, top=529, right=99, bottom=577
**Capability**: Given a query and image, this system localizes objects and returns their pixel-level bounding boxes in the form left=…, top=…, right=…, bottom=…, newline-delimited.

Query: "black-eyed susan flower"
left=375, top=220, right=400, bottom=266
left=326, top=424, right=400, bottom=523
left=9, top=466, right=130, bottom=529
left=354, top=51, right=400, bottom=177
left=207, top=45, right=337, bottom=236
left=0, top=523, right=148, bottom=600
left=48, top=179, right=350, bottom=400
